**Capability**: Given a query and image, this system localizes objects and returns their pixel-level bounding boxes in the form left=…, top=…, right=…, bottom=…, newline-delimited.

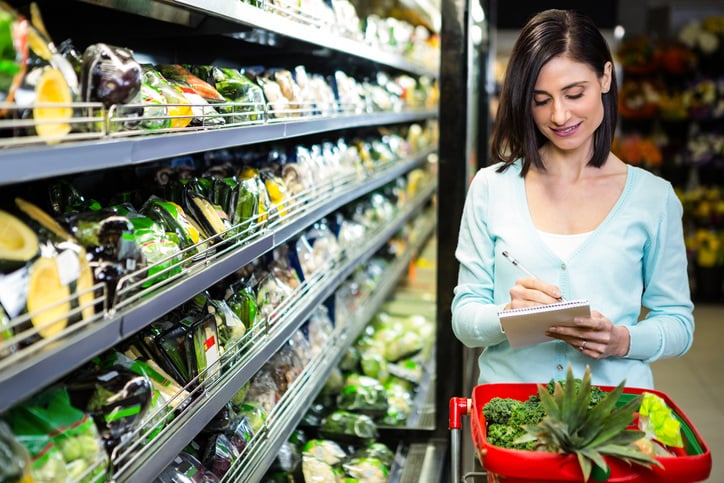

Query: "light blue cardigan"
left=451, top=160, right=695, bottom=388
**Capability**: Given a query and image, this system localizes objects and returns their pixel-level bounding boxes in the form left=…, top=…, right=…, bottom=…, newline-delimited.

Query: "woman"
left=451, top=9, right=694, bottom=388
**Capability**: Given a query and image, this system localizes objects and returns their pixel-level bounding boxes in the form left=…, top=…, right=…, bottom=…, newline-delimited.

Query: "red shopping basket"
left=449, top=383, right=712, bottom=483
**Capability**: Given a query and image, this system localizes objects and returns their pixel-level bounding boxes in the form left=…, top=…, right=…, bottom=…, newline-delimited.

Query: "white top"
left=537, top=230, right=593, bottom=261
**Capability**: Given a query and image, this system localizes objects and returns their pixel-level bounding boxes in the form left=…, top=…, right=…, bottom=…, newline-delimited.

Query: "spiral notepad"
left=498, top=299, right=590, bottom=348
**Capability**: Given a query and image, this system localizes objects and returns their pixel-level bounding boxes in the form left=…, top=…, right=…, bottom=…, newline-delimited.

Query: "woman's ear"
left=601, top=61, right=613, bottom=93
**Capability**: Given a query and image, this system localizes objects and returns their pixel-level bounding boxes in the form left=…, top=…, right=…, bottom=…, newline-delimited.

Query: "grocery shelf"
left=231, top=206, right=437, bottom=482
left=158, top=0, right=438, bottom=78
left=0, top=111, right=436, bottom=186
left=0, top=313, right=121, bottom=414
left=0, top=149, right=433, bottom=413
left=114, top=182, right=437, bottom=482
left=119, top=148, right=433, bottom=336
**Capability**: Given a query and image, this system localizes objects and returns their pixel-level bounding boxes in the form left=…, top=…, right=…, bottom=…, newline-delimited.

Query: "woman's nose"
left=551, top=99, right=569, bottom=125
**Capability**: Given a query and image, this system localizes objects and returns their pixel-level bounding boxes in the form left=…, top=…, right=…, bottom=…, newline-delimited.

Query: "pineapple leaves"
left=524, top=364, right=661, bottom=482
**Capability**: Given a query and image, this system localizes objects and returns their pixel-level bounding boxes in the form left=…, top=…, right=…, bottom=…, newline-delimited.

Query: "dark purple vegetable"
left=80, top=43, right=142, bottom=107
left=65, top=365, right=153, bottom=453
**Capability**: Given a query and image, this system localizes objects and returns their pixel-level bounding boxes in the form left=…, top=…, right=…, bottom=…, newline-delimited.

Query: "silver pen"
left=501, top=250, right=565, bottom=301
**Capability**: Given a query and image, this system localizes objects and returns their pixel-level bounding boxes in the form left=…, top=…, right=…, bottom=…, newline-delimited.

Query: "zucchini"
left=0, top=209, right=39, bottom=272
left=140, top=196, right=200, bottom=249
left=230, top=177, right=259, bottom=233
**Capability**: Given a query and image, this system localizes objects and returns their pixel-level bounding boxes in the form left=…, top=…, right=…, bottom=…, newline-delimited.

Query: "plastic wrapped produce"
left=337, top=374, right=388, bottom=417
left=142, top=64, right=193, bottom=129
left=226, top=278, right=259, bottom=333
left=272, top=69, right=302, bottom=115
left=0, top=420, right=32, bottom=483
left=235, top=401, right=266, bottom=434
left=302, top=454, right=341, bottom=482
left=383, top=377, right=414, bottom=425
left=188, top=65, right=264, bottom=123
left=302, top=439, right=346, bottom=466
left=267, top=440, right=302, bottom=474
left=319, top=410, right=378, bottom=444
left=226, top=416, right=254, bottom=454
left=266, top=342, right=304, bottom=395
left=117, top=81, right=171, bottom=131
left=80, top=43, right=142, bottom=107
left=352, top=442, right=395, bottom=468
left=6, top=387, right=108, bottom=482
left=155, top=451, right=219, bottom=483
left=245, top=366, right=280, bottom=416
left=201, top=433, right=238, bottom=478
left=64, top=363, right=153, bottom=455
left=304, top=306, right=334, bottom=357
left=343, top=457, right=389, bottom=482
left=255, top=270, right=293, bottom=324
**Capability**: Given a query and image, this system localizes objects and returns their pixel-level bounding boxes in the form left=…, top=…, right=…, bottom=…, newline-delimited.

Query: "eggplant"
left=80, top=43, right=142, bottom=107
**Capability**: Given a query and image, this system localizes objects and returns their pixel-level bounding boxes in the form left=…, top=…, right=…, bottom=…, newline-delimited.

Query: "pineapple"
left=515, top=365, right=662, bottom=482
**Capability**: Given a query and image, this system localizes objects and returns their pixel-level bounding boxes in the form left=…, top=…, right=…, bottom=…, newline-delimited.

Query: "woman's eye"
left=567, top=93, right=584, bottom=100
left=533, top=98, right=550, bottom=106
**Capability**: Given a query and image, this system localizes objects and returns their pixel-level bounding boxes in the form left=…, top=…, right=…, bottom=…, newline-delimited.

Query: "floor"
left=651, top=303, right=723, bottom=483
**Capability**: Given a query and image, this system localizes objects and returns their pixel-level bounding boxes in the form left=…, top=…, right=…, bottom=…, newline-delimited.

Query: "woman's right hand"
left=505, top=277, right=563, bottom=310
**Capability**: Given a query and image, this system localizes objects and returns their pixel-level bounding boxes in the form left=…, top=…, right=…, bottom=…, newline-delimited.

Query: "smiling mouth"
left=552, top=122, right=581, bottom=136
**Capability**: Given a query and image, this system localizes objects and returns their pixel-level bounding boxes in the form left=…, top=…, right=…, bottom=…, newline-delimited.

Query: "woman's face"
left=531, top=55, right=612, bottom=155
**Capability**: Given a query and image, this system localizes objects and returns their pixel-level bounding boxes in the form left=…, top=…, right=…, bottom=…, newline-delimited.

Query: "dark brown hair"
left=491, top=9, right=618, bottom=175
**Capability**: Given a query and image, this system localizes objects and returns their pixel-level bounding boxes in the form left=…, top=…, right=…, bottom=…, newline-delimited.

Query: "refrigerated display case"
left=0, top=0, right=448, bottom=480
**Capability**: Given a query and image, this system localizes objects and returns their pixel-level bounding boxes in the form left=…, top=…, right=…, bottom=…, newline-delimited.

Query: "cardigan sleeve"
left=626, top=183, right=695, bottom=361
left=451, top=169, right=509, bottom=348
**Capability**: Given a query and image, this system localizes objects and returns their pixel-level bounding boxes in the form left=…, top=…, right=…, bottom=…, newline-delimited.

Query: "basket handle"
left=449, top=397, right=470, bottom=429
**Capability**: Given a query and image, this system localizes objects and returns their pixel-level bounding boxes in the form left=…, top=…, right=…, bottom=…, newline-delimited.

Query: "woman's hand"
left=546, top=310, right=630, bottom=358
left=505, top=277, right=563, bottom=310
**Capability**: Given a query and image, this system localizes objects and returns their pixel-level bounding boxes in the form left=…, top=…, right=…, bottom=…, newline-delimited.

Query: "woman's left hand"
left=546, top=310, right=630, bottom=358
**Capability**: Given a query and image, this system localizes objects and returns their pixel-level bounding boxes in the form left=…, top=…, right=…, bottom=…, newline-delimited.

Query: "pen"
left=501, top=250, right=565, bottom=301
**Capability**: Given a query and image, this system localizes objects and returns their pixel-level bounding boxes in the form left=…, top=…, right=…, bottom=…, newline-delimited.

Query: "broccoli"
left=482, top=397, right=524, bottom=425
left=486, top=423, right=536, bottom=450
left=483, top=396, right=545, bottom=450
left=509, top=396, right=545, bottom=427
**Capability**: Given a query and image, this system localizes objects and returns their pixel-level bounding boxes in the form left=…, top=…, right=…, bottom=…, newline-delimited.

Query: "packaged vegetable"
left=337, top=374, right=389, bottom=417
left=155, top=451, right=219, bottom=483
left=0, top=420, right=32, bottom=483
left=6, top=387, right=108, bottom=482
left=80, top=43, right=142, bottom=107
left=319, top=410, right=378, bottom=444
left=200, top=433, right=238, bottom=479
left=140, top=195, right=201, bottom=251
left=188, top=65, right=265, bottom=123
left=301, top=454, right=341, bottom=483
left=226, top=416, right=254, bottom=454
left=114, top=204, right=183, bottom=288
left=235, top=402, right=267, bottom=434
left=342, top=457, right=389, bottom=482
left=352, top=442, right=395, bottom=468
left=158, top=64, right=225, bottom=103
left=302, top=439, right=346, bottom=466
left=64, top=364, right=153, bottom=454
left=163, top=76, right=225, bottom=127
left=118, top=81, right=171, bottom=131
left=142, top=64, right=193, bottom=129
left=244, top=366, right=280, bottom=416
left=226, top=279, right=259, bottom=332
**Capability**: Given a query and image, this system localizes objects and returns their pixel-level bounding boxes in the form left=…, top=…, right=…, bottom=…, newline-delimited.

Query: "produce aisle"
left=0, top=0, right=446, bottom=481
